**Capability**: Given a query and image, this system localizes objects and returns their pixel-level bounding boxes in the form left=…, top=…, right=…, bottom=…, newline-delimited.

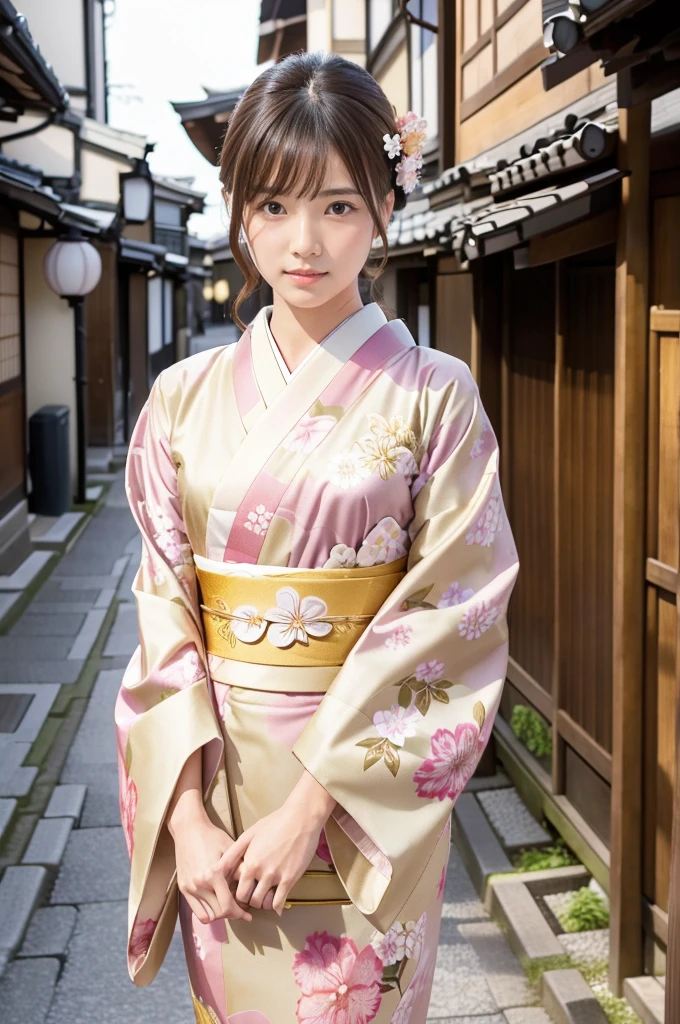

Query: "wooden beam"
left=437, top=0, right=456, bottom=172
left=557, top=710, right=613, bottom=785
left=650, top=307, right=680, bottom=333
left=507, top=657, right=553, bottom=722
left=609, top=101, right=650, bottom=996
left=523, top=211, right=619, bottom=269
left=646, top=557, right=678, bottom=595
left=642, top=899, right=668, bottom=948
left=553, top=260, right=565, bottom=795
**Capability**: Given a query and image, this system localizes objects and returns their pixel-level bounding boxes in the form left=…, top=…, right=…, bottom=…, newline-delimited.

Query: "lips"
left=285, top=270, right=326, bottom=276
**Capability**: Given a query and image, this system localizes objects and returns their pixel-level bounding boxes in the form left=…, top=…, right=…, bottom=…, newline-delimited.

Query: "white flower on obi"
left=374, top=922, right=406, bottom=965
left=438, top=581, right=475, bottom=608
left=282, top=414, right=336, bottom=454
left=466, top=496, right=503, bottom=547
left=404, top=913, right=427, bottom=959
left=356, top=516, right=409, bottom=567
left=324, top=543, right=358, bottom=569
left=243, top=504, right=273, bottom=536
left=192, top=932, right=206, bottom=961
left=415, top=660, right=445, bottom=684
left=327, top=450, right=369, bottom=490
left=373, top=703, right=422, bottom=747
left=230, top=605, right=267, bottom=643
left=265, top=587, right=333, bottom=648
left=458, top=599, right=501, bottom=640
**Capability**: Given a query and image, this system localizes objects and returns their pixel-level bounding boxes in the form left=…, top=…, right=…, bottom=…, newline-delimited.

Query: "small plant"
left=514, top=839, right=580, bottom=872
left=592, top=985, right=642, bottom=1024
left=510, top=704, right=553, bottom=758
left=556, top=887, right=610, bottom=933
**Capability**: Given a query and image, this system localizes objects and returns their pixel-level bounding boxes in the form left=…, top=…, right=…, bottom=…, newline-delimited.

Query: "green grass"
left=592, top=986, right=642, bottom=1024
left=510, top=704, right=553, bottom=758
left=555, top=887, right=610, bottom=933
left=513, top=839, right=580, bottom=872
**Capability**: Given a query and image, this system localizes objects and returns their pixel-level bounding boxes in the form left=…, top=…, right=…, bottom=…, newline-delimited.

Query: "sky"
left=105, top=0, right=265, bottom=239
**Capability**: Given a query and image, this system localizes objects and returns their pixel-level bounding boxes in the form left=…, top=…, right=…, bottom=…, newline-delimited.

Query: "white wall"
left=23, top=237, right=78, bottom=494
left=0, top=119, right=75, bottom=178
left=17, top=0, right=87, bottom=94
left=333, top=0, right=365, bottom=39
left=307, top=0, right=330, bottom=52
left=80, top=147, right=132, bottom=204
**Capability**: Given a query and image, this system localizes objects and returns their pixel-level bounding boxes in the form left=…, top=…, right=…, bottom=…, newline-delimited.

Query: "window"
left=368, top=0, right=400, bottom=54
left=409, top=0, right=438, bottom=144
left=460, top=0, right=544, bottom=118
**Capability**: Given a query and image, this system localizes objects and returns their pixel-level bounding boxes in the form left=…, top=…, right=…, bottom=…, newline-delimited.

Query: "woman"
left=116, top=51, right=518, bottom=1024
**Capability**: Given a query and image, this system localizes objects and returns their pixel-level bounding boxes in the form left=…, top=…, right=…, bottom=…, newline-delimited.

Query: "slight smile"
left=284, top=269, right=328, bottom=285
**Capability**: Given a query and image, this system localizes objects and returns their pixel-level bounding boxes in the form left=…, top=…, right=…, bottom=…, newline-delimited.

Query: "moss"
left=592, top=986, right=642, bottom=1024
left=513, top=839, right=580, bottom=872
left=555, top=887, right=609, bottom=933
left=523, top=954, right=573, bottom=988
left=510, top=704, right=553, bottom=758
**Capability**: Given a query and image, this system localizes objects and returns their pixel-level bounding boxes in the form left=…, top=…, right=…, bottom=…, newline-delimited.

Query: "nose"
left=290, top=212, right=321, bottom=259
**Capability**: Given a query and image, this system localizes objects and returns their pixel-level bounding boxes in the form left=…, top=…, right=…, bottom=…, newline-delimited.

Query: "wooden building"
left=365, top=0, right=680, bottom=1008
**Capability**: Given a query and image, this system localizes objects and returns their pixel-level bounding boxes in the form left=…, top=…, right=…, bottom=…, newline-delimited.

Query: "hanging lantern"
left=120, top=156, right=154, bottom=224
left=43, top=237, right=102, bottom=298
left=202, top=281, right=214, bottom=302
left=214, top=279, right=230, bottom=304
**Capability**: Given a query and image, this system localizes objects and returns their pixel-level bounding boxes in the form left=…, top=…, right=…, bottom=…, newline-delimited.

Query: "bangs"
left=243, top=106, right=333, bottom=204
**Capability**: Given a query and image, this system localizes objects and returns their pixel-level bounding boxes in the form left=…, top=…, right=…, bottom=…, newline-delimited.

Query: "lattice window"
left=0, top=227, right=19, bottom=385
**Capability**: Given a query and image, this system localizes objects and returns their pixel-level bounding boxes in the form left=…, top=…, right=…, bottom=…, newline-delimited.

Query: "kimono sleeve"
left=114, top=370, right=224, bottom=987
left=293, top=361, right=519, bottom=932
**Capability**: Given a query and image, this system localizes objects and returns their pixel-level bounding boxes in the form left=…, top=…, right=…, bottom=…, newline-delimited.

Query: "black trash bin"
left=28, top=405, right=71, bottom=516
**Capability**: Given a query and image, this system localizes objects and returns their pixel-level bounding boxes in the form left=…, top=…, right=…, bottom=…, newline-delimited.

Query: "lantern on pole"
left=43, top=232, right=103, bottom=505
left=120, top=147, right=155, bottom=225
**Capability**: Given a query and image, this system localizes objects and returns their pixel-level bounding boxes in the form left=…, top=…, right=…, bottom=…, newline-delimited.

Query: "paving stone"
left=489, top=881, right=566, bottom=965
left=452, top=793, right=513, bottom=897
left=0, top=551, right=55, bottom=591
left=45, top=901, right=193, bottom=1024
left=0, top=659, right=84, bottom=684
left=464, top=771, right=512, bottom=793
left=0, top=796, right=16, bottom=842
left=94, top=587, right=116, bottom=609
left=32, top=512, right=85, bottom=546
left=504, top=1010, right=554, bottom=1024
left=50, top=826, right=129, bottom=904
left=19, top=906, right=78, bottom=958
left=0, top=635, right=74, bottom=662
left=65, top=767, right=120, bottom=828
left=67, top=608, right=108, bottom=660
left=44, top=784, right=87, bottom=822
left=102, top=604, right=138, bottom=657
left=542, top=968, right=608, bottom=1024
left=0, top=865, right=49, bottom=959
left=63, top=670, right=119, bottom=768
left=22, top=817, right=74, bottom=869
left=0, top=684, right=60, bottom=743
left=429, top=922, right=500, bottom=1018
left=9, top=613, right=87, bottom=637
left=53, top=576, right=123, bottom=591
left=0, top=956, right=60, bottom=1024
left=477, top=788, right=551, bottom=849
left=0, top=590, right=22, bottom=626
left=459, top=920, right=535, bottom=1009
left=442, top=846, right=488, bottom=921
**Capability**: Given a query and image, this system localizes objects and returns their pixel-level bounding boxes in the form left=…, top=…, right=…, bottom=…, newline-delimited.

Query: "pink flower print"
left=403, top=913, right=427, bottom=960
left=415, top=660, right=445, bottom=684
left=373, top=704, right=422, bottom=747
left=284, top=414, right=336, bottom=455
left=466, top=496, right=503, bottom=547
left=437, top=864, right=447, bottom=900
left=356, top=517, right=408, bottom=567
left=396, top=110, right=420, bottom=132
left=316, top=829, right=333, bottom=865
left=384, top=624, right=413, bottom=651
left=413, top=724, right=481, bottom=801
left=293, top=931, right=383, bottom=1024
left=438, top=581, right=475, bottom=609
left=458, top=600, right=501, bottom=640
left=193, top=931, right=206, bottom=960
left=129, top=916, right=156, bottom=972
left=374, top=923, right=406, bottom=966
left=244, top=504, right=273, bottom=536
left=120, top=771, right=137, bottom=857
left=391, top=986, right=416, bottom=1024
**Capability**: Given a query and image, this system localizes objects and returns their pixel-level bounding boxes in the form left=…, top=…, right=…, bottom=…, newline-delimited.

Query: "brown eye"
left=328, top=202, right=353, bottom=216
left=264, top=202, right=284, bottom=215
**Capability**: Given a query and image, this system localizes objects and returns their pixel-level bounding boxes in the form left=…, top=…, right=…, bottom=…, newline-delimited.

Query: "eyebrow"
left=255, top=186, right=360, bottom=198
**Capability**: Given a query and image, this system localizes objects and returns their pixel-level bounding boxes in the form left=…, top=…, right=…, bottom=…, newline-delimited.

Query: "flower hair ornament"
left=383, top=110, right=428, bottom=198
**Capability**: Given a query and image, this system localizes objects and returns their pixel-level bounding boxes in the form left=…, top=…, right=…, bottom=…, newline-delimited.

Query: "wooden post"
left=609, top=102, right=650, bottom=995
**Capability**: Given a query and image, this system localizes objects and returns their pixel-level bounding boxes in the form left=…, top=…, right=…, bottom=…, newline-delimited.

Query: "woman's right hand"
left=172, top=813, right=253, bottom=926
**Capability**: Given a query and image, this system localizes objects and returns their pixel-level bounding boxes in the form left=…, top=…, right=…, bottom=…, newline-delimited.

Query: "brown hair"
left=219, top=51, right=405, bottom=330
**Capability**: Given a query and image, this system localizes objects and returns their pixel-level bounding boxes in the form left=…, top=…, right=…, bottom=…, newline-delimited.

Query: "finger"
left=272, top=880, right=291, bottom=917
left=213, top=873, right=252, bottom=922
left=248, top=877, right=275, bottom=910
left=184, top=891, right=212, bottom=926
left=261, top=889, right=275, bottom=912
left=219, top=834, right=250, bottom=877
left=235, top=868, right=258, bottom=905
left=194, top=886, right=222, bottom=921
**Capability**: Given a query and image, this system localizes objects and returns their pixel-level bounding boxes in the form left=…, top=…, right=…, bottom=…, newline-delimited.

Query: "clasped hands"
left=172, top=771, right=336, bottom=925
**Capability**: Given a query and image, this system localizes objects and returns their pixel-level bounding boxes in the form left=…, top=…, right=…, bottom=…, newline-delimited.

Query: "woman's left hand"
left=218, top=771, right=336, bottom=916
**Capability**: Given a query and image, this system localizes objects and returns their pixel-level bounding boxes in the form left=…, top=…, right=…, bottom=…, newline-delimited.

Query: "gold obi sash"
left=196, top=557, right=407, bottom=694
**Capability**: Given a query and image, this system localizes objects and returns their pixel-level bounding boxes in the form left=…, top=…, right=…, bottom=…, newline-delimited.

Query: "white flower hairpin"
left=383, top=111, right=428, bottom=195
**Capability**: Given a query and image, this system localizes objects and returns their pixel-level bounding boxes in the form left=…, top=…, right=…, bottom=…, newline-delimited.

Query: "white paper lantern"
left=214, top=279, right=230, bottom=304
left=202, top=281, right=214, bottom=302
left=43, top=239, right=103, bottom=298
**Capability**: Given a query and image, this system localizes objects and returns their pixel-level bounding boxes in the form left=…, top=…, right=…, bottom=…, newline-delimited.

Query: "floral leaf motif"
left=159, top=688, right=179, bottom=701
left=383, top=742, right=400, bottom=777
left=380, top=981, right=397, bottom=993
left=363, top=743, right=385, bottom=770
left=473, top=701, right=486, bottom=729
left=415, top=689, right=432, bottom=716
left=401, top=584, right=435, bottom=611
left=432, top=689, right=450, bottom=704
left=356, top=737, right=383, bottom=748
left=171, top=596, right=185, bottom=606
left=398, top=684, right=413, bottom=709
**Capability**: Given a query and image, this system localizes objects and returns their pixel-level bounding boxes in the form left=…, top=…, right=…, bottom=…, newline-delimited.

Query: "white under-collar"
left=263, top=303, right=385, bottom=382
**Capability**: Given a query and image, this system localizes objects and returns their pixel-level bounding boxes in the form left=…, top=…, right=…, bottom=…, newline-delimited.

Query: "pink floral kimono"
left=115, top=301, right=519, bottom=1023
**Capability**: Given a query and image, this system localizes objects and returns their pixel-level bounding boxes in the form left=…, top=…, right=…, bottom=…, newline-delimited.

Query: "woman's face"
left=241, top=148, right=394, bottom=310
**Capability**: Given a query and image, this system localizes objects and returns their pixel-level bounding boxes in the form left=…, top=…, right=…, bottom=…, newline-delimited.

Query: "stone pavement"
left=0, top=468, right=549, bottom=1024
